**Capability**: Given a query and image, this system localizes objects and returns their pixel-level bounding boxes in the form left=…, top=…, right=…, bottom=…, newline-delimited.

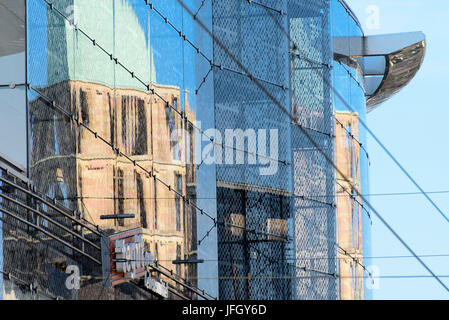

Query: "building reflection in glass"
left=27, top=0, right=200, bottom=297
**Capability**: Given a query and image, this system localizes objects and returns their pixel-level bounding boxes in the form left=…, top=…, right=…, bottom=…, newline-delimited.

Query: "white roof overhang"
left=333, top=32, right=426, bottom=112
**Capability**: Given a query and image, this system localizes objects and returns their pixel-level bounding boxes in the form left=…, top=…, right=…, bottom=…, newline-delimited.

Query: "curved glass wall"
left=331, top=0, right=372, bottom=300
left=212, top=0, right=294, bottom=300
left=0, top=0, right=352, bottom=300
left=25, top=0, right=298, bottom=300
left=288, top=0, right=337, bottom=300
left=24, top=0, right=218, bottom=299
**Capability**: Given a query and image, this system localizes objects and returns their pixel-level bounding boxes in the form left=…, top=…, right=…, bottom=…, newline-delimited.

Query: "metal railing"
left=0, top=163, right=102, bottom=265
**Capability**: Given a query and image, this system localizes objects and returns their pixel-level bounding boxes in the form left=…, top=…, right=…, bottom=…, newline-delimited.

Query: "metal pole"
left=0, top=207, right=101, bottom=264
left=25, top=0, right=30, bottom=179
left=0, top=177, right=102, bottom=236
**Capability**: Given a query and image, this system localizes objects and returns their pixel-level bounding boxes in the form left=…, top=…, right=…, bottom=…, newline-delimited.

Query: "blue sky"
left=346, top=0, right=449, bottom=299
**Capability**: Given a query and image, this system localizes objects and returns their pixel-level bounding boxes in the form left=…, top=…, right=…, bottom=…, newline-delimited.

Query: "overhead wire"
left=32, top=0, right=448, bottom=291
left=178, top=0, right=449, bottom=293
left=162, top=274, right=449, bottom=280
left=245, top=0, right=286, bottom=15
left=334, top=115, right=370, bottom=164
left=193, top=0, right=208, bottom=19
left=36, top=0, right=388, bottom=292
left=216, top=160, right=370, bottom=280
left=1, top=155, right=214, bottom=300
left=52, top=187, right=449, bottom=201
left=290, top=46, right=372, bottom=221
left=185, top=0, right=372, bottom=281
left=28, top=85, right=287, bottom=241
left=34, top=0, right=295, bottom=244
left=336, top=180, right=372, bottom=222
left=33, top=0, right=380, bottom=292
left=150, top=252, right=449, bottom=262
left=248, top=0, right=449, bottom=292
left=145, top=0, right=287, bottom=91
left=242, top=0, right=443, bottom=281
left=0, top=268, right=60, bottom=300
left=44, top=0, right=289, bottom=170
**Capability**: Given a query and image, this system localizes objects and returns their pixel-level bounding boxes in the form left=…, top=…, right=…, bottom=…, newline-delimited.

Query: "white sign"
left=114, top=234, right=153, bottom=279
left=145, top=271, right=169, bottom=298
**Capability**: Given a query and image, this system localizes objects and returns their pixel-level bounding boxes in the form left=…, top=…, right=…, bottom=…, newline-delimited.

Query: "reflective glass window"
left=0, top=0, right=26, bottom=169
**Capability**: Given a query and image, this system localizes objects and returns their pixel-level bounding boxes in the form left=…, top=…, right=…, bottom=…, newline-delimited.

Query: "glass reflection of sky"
left=27, top=0, right=48, bottom=89
left=27, top=0, right=197, bottom=109
left=127, top=0, right=149, bottom=46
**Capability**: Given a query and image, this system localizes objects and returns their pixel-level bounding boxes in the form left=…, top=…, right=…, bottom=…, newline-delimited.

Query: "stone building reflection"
left=30, top=80, right=198, bottom=293
left=335, top=111, right=364, bottom=300
left=25, top=0, right=200, bottom=297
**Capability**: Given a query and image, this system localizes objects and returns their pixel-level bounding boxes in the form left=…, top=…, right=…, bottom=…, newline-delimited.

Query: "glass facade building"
left=0, top=0, right=425, bottom=300
left=332, top=0, right=371, bottom=300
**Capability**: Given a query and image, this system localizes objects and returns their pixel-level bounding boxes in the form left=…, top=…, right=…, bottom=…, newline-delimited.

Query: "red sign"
left=101, top=228, right=153, bottom=287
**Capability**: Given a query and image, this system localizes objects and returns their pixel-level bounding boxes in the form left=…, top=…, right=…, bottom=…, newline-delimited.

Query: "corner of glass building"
left=0, top=0, right=427, bottom=301
left=330, top=0, right=426, bottom=300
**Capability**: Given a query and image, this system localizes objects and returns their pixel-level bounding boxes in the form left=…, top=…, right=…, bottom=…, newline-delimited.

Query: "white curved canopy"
left=334, top=32, right=426, bottom=112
